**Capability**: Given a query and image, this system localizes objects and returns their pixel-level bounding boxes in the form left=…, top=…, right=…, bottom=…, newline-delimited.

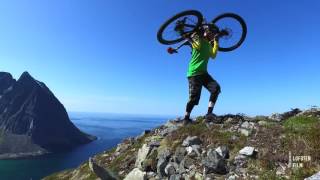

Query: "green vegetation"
left=283, top=116, right=319, bottom=133
left=168, top=118, right=247, bottom=155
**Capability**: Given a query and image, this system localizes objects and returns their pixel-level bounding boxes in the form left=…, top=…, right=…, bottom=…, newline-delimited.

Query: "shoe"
left=205, top=113, right=217, bottom=120
left=205, top=113, right=222, bottom=124
left=183, top=118, right=193, bottom=125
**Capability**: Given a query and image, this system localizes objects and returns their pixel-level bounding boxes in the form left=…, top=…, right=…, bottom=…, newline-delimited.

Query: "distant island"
left=0, top=71, right=96, bottom=159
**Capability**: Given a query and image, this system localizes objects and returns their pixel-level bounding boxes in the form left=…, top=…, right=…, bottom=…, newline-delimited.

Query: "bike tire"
left=157, top=10, right=203, bottom=45
left=212, top=13, right=247, bottom=52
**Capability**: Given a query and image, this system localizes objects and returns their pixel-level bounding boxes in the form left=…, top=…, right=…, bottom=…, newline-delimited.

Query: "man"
left=182, top=28, right=222, bottom=125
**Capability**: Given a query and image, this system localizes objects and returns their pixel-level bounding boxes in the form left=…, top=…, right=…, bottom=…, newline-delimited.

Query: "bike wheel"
left=212, top=13, right=247, bottom=52
left=157, top=10, right=203, bottom=45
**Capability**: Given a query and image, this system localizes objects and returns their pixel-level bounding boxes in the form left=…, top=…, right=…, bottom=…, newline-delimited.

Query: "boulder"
left=173, top=147, right=187, bottom=164
left=215, top=145, right=230, bottom=159
left=157, top=148, right=171, bottom=177
left=239, top=146, right=257, bottom=156
left=203, top=149, right=228, bottom=174
left=305, top=171, right=320, bottom=180
left=135, top=144, right=151, bottom=169
left=258, top=120, right=268, bottom=126
left=182, top=136, right=201, bottom=147
left=169, top=174, right=182, bottom=180
left=182, top=156, right=195, bottom=169
left=269, top=108, right=302, bottom=121
left=186, top=145, right=201, bottom=157
left=88, top=157, right=117, bottom=180
left=165, top=162, right=178, bottom=176
left=239, top=128, right=251, bottom=136
left=241, top=121, right=250, bottom=129
left=124, top=168, right=146, bottom=180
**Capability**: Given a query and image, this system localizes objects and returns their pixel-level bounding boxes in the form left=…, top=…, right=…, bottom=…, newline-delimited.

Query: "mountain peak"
left=19, top=71, right=33, bottom=80
left=0, top=72, right=13, bottom=78
left=0, top=71, right=96, bottom=158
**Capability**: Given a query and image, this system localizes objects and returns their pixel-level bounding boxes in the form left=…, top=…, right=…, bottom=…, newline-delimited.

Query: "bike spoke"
left=214, top=17, right=244, bottom=49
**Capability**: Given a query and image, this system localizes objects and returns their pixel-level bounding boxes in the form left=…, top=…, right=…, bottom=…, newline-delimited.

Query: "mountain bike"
left=157, top=10, right=247, bottom=53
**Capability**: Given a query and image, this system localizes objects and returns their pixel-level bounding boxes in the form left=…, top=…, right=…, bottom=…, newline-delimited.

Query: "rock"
left=258, top=120, right=268, bottom=126
left=281, top=108, right=302, bottom=119
left=141, top=148, right=158, bottom=172
left=183, top=156, right=195, bottom=169
left=186, top=145, right=201, bottom=157
left=159, top=121, right=181, bottom=136
left=215, top=145, right=229, bottom=159
left=148, top=141, right=161, bottom=148
left=174, top=147, right=187, bottom=164
left=231, top=135, right=239, bottom=141
left=227, top=174, right=239, bottom=180
left=146, top=135, right=162, bottom=147
left=135, top=144, right=151, bottom=169
left=225, top=117, right=235, bottom=124
left=276, top=163, right=286, bottom=176
left=182, top=136, right=201, bottom=147
left=241, top=121, right=250, bottom=129
left=298, top=108, right=320, bottom=117
left=116, top=142, right=131, bottom=154
left=239, top=128, right=251, bottom=136
left=165, top=163, right=177, bottom=176
left=88, top=157, right=117, bottom=180
left=203, top=149, right=228, bottom=174
left=221, top=114, right=244, bottom=123
left=305, top=171, right=320, bottom=180
left=124, top=168, right=146, bottom=180
left=169, top=174, right=182, bottom=180
left=146, top=171, right=156, bottom=179
left=194, top=172, right=203, bottom=180
left=239, top=146, right=257, bottom=156
left=178, top=160, right=187, bottom=174
left=269, top=113, right=282, bottom=121
left=234, top=154, right=248, bottom=168
left=136, top=130, right=151, bottom=140
left=269, top=108, right=302, bottom=121
left=157, top=148, right=171, bottom=177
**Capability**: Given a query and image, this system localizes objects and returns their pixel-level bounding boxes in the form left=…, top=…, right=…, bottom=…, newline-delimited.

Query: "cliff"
left=0, top=71, right=96, bottom=159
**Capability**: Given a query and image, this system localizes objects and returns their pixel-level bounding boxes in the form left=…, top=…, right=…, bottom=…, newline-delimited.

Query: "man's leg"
left=184, top=76, right=202, bottom=122
left=204, top=73, right=221, bottom=115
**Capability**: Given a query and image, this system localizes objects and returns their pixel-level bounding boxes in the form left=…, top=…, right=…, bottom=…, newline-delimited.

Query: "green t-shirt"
left=187, top=38, right=213, bottom=77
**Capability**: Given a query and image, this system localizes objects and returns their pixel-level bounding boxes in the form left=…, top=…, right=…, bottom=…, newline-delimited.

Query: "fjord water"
left=0, top=112, right=170, bottom=180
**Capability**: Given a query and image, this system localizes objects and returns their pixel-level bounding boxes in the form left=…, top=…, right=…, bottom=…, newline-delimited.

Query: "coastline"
left=0, top=151, right=49, bottom=160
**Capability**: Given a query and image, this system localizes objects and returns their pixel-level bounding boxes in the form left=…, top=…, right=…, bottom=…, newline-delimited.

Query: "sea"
left=0, top=112, right=171, bottom=180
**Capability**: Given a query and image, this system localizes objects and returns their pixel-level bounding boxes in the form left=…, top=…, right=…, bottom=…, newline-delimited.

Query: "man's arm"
left=210, top=39, right=219, bottom=59
left=184, top=32, right=201, bottom=50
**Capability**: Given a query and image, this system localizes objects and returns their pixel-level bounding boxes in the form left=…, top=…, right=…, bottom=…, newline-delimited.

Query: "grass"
left=283, top=116, right=319, bottom=133
left=43, top=163, right=98, bottom=180
left=245, top=115, right=320, bottom=179
left=168, top=117, right=247, bottom=156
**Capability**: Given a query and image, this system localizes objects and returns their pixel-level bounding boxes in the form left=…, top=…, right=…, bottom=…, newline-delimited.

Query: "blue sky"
left=1, top=0, right=320, bottom=116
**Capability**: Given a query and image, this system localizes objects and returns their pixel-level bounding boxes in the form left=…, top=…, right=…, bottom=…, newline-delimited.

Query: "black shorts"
left=188, top=73, right=221, bottom=105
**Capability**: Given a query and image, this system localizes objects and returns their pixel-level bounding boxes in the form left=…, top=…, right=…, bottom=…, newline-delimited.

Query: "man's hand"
left=167, top=47, right=178, bottom=54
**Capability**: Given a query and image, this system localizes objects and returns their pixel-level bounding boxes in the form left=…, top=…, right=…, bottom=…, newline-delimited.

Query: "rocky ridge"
left=44, top=108, right=320, bottom=180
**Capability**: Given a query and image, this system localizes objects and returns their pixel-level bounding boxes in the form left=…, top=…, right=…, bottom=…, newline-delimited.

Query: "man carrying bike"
left=180, top=28, right=223, bottom=124
left=157, top=10, right=247, bottom=125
